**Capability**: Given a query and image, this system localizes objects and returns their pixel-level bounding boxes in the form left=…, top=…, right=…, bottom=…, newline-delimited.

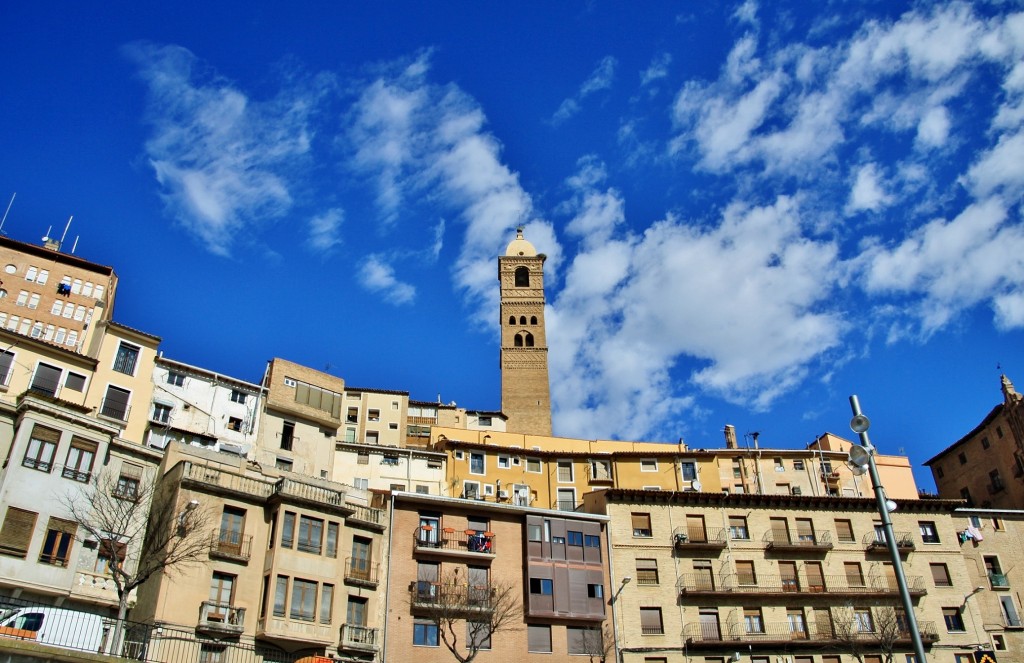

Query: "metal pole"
left=849, top=395, right=928, bottom=663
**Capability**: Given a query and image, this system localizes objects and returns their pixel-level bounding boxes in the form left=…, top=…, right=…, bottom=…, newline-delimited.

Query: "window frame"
left=112, top=342, right=141, bottom=376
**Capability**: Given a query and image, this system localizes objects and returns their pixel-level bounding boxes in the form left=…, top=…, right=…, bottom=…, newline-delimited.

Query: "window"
left=167, top=371, right=185, bottom=387
left=347, top=596, right=367, bottom=626
left=640, top=607, right=664, bottom=635
left=115, top=463, right=143, bottom=500
left=469, top=453, right=484, bottom=475
left=209, top=571, right=235, bottom=609
left=793, top=459, right=805, bottom=470
left=736, top=560, right=756, bottom=585
left=744, top=608, right=764, bottom=634
left=527, top=624, right=551, bottom=652
left=567, top=530, right=583, bottom=546
left=0, top=350, right=13, bottom=386
left=982, top=436, right=991, bottom=449
left=199, top=644, right=225, bottom=663
left=281, top=512, right=296, bottom=548
left=681, top=461, right=697, bottom=481
left=959, top=452, right=968, bottom=465
left=497, top=455, right=510, bottom=469
left=100, top=385, right=131, bottom=421
left=272, top=576, right=288, bottom=617
left=845, top=562, right=866, bottom=587
left=30, top=362, right=62, bottom=397
left=94, top=539, right=125, bottom=575
left=943, top=607, right=965, bottom=632
left=514, top=267, right=531, bottom=287
left=227, top=417, right=243, bottom=432
left=478, top=415, right=492, bottom=426
left=527, top=523, right=542, bottom=541
left=290, top=579, right=317, bottom=621
left=23, top=425, right=59, bottom=472
left=636, top=558, right=659, bottom=585
left=353, top=477, right=368, bottom=490
left=930, top=563, right=952, bottom=587
left=293, top=380, right=341, bottom=417
left=0, top=507, right=37, bottom=558
left=113, top=342, right=140, bottom=375
left=632, top=513, right=652, bottom=537
left=64, top=372, right=85, bottom=392
left=590, top=459, right=612, bottom=480
left=27, top=294, right=39, bottom=310
left=414, top=619, right=439, bottom=646
left=526, top=457, right=542, bottom=473
left=230, top=390, right=246, bottom=404
left=326, top=522, right=339, bottom=558
left=297, top=516, right=323, bottom=554
left=855, top=608, right=874, bottom=632
left=567, top=626, right=601, bottom=655
left=919, top=521, right=939, bottom=544
left=529, top=578, right=553, bottom=595
left=835, top=519, right=854, bottom=542
left=39, top=517, right=76, bottom=566
left=1000, top=595, right=1021, bottom=627
left=640, top=458, right=658, bottom=472
left=729, top=516, right=749, bottom=540
left=557, top=459, right=574, bottom=482
left=62, top=437, right=97, bottom=482
left=319, top=584, right=334, bottom=624
left=993, top=517, right=1005, bottom=531
left=280, top=421, right=295, bottom=451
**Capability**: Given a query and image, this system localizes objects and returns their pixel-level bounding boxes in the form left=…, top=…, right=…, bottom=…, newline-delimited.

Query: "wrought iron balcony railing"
left=211, top=529, right=252, bottom=561
left=414, top=528, right=496, bottom=555
left=673, top=526, right=728, bottom=549
left=346, top=557, right=380, bottom=585
left=677, top=572, right=925, bottom=596
left=762, top=530, right=833, bottom=551
left=862, top=531, right=915, bottom=551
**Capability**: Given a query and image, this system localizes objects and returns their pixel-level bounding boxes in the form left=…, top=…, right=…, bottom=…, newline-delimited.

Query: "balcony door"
left=209, top=572, right=235, bottom=615
left=219, top=507, right=245, bottom=554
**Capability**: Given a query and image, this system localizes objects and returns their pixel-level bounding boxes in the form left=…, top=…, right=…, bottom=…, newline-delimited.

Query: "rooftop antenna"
left=59, top=215, right=73, bottom=245
left=0, top=193, right=15, bottom=235
left=42, top=225, right=52, bottom=242
left=71, top=236, right=79, bottom=254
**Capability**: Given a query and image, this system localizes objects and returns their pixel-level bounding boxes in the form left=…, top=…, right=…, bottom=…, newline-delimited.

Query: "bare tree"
left=579, top=624, right=613, bottom=663
left=411, top=568, right=522, bottom=663
left=61, top=471, right=210, bottom=653
left=833, top=605, right=911, bottom=663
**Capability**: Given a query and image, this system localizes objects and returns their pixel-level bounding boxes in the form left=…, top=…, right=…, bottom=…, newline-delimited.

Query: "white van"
left=0, top=606, right=105, bottom=653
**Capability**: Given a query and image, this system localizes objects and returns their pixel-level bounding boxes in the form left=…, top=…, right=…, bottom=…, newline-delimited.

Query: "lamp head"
left=186, top=499, right=200, bottom=511
left=850, top=414, right=870, bottom=434
left=621, top=576, right=632, bottom=585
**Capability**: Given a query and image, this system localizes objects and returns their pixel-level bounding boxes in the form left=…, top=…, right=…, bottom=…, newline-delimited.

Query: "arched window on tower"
left=509, top=315, right=516, bottom=325
left=525, top=332, right=534, bottom=347
left=514, top=333, right=524, bottom=347
left=530, top=315, right=538, bottom=325
left=514, top=267, right=530, bottom=287
left=519, top=316, right=527, bottom=325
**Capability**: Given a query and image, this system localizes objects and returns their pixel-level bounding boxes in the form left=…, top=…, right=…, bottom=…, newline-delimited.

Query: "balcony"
left=98, top=398, right=130, bottom=422
left=763, top=530, right=833, bottom=554
left=409, top=583, right=495, bottom=613
left=677, top=573, right=925, bottom=598
left=414, top=528, right=496, bottom=558
left=345, top=557, right=381, bottom=587
left=682, top=620, right=938, bottom=647
left=258, top=614, right=335, bottom=645
left=210, top=529, right=252, bottom=562
left=672, top=526, right=728, bottom=552
left=552, top=499, right=579, bottom=512
left=272, top=478, right=349, bottom=512
left=347, top=504, right=386, bottom=531
left=863, top=531, right=915, bottom=554
left=340, top=624, right=379, bottom=652
left=181, top=462, right=275, bottom=500
left=990, top=572, right=1011, bottom=590
left=198, top=601, right=245, bottom=636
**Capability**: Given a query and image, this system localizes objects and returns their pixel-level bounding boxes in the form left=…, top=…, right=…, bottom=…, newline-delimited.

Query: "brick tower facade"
left=499, top=227, right=552, bottom=435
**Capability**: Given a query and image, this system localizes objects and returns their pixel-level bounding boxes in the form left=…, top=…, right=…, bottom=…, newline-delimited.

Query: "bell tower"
left=499, top=227, right=552, bottom=435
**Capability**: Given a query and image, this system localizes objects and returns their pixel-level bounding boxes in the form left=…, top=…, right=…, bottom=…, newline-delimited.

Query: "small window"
left=567, top=530, right=583, bottom=546
left=227, top=417, right=243, bottom=432
left=527, top=624, right=551, bottom=653
left=64, top=372, right=86, bottom=392
left=414, top=619, right=439, bottom=647
left=640, top=458, right=658, bottom=472
left=959, top=452, right=968, bottom=465
left=632, top=513, right=652, bottom=537
left=529, top=578, right=553, bottom=595
left=919, top=521, right=940, bottom=544
left=469, top=453, right=484, bottom=475
left=497, top=455, right=510, bottom=469
left=113, top=342, right=141, bottom=376
left=39, top=517, right=76, bottom=567
left=23, top=425, right=59, bottom=473
left=636, top=558, right=659, bottom=585
left=639, top=607, right=664, bottom=635
left=982, top=437, right=991, bottom=449
left=0, top=507, right=38, bottom=558
left=526, top=457, right=542, bottom=473
left=230, top=390, right=246, bottom=404
left=167, top=372, right=185, bottom=387
left=930, top=563, right=952, bottom=587
left=943, top=607, right=965, bottom=632
left=368, top=409, right=380, bottom=422
left=114, top=463, right=143, bottom=500
left=835, top=519, right=855, bottom=542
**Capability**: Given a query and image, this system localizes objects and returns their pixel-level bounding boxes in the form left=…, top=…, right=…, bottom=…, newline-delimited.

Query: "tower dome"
left=505, top=226, right=537, bottom=257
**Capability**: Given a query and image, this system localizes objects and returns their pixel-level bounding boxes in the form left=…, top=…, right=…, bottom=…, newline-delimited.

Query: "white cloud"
left=640, top=53, right=672, bottom=86
left=846, top=163, right=894, bottom=214
left=550, top=192, right=844, bottom=440
left=916, top=106, right=951, bottom=147
left=861, top=199, right=1024, bottom=333
left=307, top=208, right=343, bottom=252
left=551, top=56, right=618, bottom=125
left=358, top=255, right=416, bottom=305
left=733, top=0, right=758, bottom=29
left=126, top=42, right=316, bottom=257
left=965, top=131, right=1024, bottom=197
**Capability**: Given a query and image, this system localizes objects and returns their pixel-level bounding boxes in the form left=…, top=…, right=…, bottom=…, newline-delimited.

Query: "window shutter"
left=0, top=507, right=38, bottom=556
left=527, top=624, right=551, bottom=652
left=930, top=564, right=949, bottom=585
left=30, top=425, right=61, bottom=444
left=295, top=382, right=310, bottom=406
left=120, top=462, right=143, bottom=480
left=640, top=607, right=661, bottom=630
left=70, top=436, right=98, bottom=453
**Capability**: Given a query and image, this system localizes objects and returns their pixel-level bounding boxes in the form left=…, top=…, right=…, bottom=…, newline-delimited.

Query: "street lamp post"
left=848, top=395, right=928, bottom=663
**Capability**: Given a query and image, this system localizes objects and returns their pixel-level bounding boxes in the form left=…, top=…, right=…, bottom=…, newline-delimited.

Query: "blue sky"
left=2, top=1, right=1023, bottom=490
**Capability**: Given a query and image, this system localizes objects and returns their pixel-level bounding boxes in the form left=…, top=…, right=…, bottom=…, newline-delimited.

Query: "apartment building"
left=0, top=389, right=160, bottom=611
left=0, top=234, right=117, bottom=357
left=925, top=375, right=1024, bottom=508
left=952, top=507, right=1024, bottom=656
left=340, top=387, right=409, bottom=447
left=133, top=442, right=390, bottom=662
left=334, top=441, right=448, bottom=496
left=385, top=492, right=610, bottom=663
left=585, top=488, right=984, bottom=663
left=429, top=427, right=918, bottom=514
left=145, top=356, right=265, bottom=457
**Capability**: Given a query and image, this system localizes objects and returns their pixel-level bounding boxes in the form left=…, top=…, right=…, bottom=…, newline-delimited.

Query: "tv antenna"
left=0, top=193, right=14, bottom=235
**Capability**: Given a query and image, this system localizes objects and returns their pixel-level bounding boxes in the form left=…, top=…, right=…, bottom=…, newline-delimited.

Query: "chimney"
left=724, top=425, right=738, bottom=449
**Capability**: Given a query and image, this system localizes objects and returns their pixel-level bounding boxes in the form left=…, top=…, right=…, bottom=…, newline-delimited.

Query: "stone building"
left=925, top=375, right=1024, bottom=509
